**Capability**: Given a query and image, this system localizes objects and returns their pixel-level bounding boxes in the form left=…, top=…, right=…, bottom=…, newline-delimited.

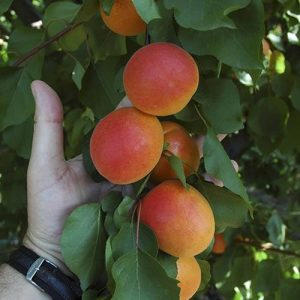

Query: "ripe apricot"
left=140, top=180, right=215, bottom=257
left=212, top=233, right=226, bottom=254
left=100, top=0, right=146, bottom=36
left=177, top=257, right=201, bottom=300
left=90, top=107, right=163, bottom=184
left=151, top=121, right=200, bottom=182
left=123, top=43, right=199, bottom=116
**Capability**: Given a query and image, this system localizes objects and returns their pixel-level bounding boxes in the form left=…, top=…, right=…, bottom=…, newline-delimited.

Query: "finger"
left=30, top=80, right=64, bottom=166
left=116, top=96, right=133, bottom=109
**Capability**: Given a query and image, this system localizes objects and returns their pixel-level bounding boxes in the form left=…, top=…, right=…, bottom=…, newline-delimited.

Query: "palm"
left=27, top=155, right=107, bottom=247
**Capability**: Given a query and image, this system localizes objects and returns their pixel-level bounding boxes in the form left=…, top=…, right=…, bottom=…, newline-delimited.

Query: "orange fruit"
left=123, top=43, right=199, bottom=116
left=151, top=121, right=201, bottom=183
left=90, top=107, right=163, bottom=184
left=100, top=0, right=146, bottom=36
left=212, top=233, right=226, bottom=254
left=140, top=180, right=215, bottom=257
left=177, top=257, right=201, bottom=300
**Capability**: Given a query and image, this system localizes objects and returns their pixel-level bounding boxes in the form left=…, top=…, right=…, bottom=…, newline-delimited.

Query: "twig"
left=236, top=238, right=300, bottom=258
left=13, top=23, right=82, bottom=67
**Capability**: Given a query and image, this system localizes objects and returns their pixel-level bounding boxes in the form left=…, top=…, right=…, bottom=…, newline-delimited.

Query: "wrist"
left=23, top=233, right=72, bottom=277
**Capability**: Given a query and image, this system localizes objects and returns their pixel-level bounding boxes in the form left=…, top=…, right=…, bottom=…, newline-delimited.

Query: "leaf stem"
left=13, top=23, right=82, bottom=67
left=193, top=102, right=209, bottom=128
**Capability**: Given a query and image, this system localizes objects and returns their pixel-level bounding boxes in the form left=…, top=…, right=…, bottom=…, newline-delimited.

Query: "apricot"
left=100, top=0, right=146, bottom=36
left=123, top=43, right=199, bottom=116
left=151, top=121, right=200, bottom=182
left=212, top=233, right=226, bottom=254
left=177, top=257, right=201, bottom=300
left=90, top=107, right=163, bottom=184
left=139, top=180, right=215, bottom=257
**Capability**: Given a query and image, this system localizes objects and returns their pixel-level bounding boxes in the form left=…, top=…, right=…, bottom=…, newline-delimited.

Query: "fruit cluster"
left=90, top=3, right=217, bottom=299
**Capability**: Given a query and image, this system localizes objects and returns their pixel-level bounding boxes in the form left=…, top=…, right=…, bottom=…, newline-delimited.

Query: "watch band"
left=8, top=246, right=82, bottom=300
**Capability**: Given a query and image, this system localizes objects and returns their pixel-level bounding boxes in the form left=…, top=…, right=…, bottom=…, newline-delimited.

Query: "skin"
left=100, top=0, right=146, bottom=36
left=139, top=180, right=215, bottom=257
left=90, top=107, right=164, bottom=184
left=151, top=121, right=201, bottom=183
left=0, top=81, right=120, bottom=299
left=212, top=233, right=226, bottom=254
left=123, top=43, right=199, bottom=116
left=176, top=257, right=201, bottom=300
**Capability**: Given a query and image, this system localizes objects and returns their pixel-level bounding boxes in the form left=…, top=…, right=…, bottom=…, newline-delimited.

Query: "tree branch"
left=236, top=238, right=300, bottom=258
left=13, top=23, right=82, bottom=67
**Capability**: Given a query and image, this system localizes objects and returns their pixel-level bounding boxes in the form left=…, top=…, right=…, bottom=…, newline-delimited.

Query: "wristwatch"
left=8, top=246, right=82, bottom=300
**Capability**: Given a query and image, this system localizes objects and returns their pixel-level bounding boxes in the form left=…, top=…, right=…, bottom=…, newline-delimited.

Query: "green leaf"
left=278, top=279, right=300, bottom=300
left=203, top=128, right=249, bottom=203
left=0, top=0, right=13, bottom=15
left=1, top=183, right=26, bottom=213
left=179, top=0, right=264, bottom=69
left=80, top=58, right=125, bottom=119
left=0, top=66, right=35, bottom=131
left=61, top=203, right=106, bottom=290
left=101, top=0, right=115, bottom=15
left=279, top=110, right=300, bottom=153
left=195, top=79, right=244, bottom=134
left=8, top=26, right=45, bottom=57
left=248, top=97, right=289, bottom=149
left=166, top=155, right=187, bottom=188
left=252, top=260, right=283, bottom=296
left=157, top=252, right=178, bottom=279
left=132, top=0, right=162, bottom=23
left=291, top=77, right=300, bottom=111
left=271, top=73, right=294, bottom=98
left=113, top=196, right=135, bottom=229
left=75, top=0, right=99, bottom=23
left=112, top=250, right=180, bottom=300
left=59, top=25, right=86, bottom=52
left=82, top=132, right=106, bottom=183
left=85, top=14, right=126, bottom=62
left=266, top=211, right=286, bottom=247
left=196, top=181, right=249, bottom=231
left=175, top=102, right=199, bottom=122
left=82, top=289, right=99, bottom=300
left=43, top=1, right=81, bottom=36
left=101, top=191, right=123, bottom=215
left=148, top=3, right=177, bottom=43
left=164, top=0, right=250, bottom=31
left=3, top=116, right=33, bottom=159
left=220, top=256, right=256, bottom=292
left=196, top=260, right=211, bottom=291
left=212, top=252, right=232, bottom=283
left=71, top=44, right=91, bottom=89
left=111, top=223, right=158, bottom=259
left=105, top=237, right=115, bottom=292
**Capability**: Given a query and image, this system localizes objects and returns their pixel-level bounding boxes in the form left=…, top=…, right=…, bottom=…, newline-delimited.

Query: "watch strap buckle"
left=26, top=257, right=57, bottom=292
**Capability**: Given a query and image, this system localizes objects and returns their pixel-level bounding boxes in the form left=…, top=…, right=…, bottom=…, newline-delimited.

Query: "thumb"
left=30, top=80, right=64, bottom=167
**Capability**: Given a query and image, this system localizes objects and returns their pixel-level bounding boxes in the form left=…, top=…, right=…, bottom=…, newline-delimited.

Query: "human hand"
left=23, top=81, right=116, bottom=274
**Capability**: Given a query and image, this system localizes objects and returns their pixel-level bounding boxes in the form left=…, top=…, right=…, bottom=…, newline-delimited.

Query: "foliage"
left=0, top=0, right=300, bottom=299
